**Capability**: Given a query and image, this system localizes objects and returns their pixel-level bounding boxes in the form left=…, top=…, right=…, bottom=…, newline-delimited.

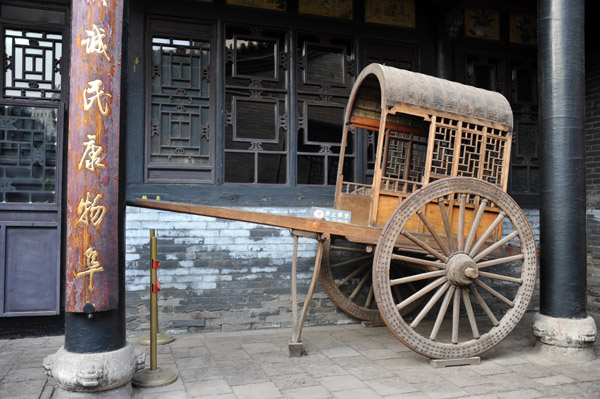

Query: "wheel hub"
left=445, top=252, right=478, bottom=286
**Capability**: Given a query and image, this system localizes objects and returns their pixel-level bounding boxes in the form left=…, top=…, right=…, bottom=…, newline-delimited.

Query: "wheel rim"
left=320, top=238, right=381, bottom=321
left=373, top=177, right=537, bottom=359
left=320, top=237, right=422, bottom=322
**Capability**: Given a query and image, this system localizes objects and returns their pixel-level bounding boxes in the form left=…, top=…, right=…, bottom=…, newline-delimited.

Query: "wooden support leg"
left=289, top=231, right=328, bottom=356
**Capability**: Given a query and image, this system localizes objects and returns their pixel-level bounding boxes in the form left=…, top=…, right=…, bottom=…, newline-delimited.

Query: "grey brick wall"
left=125, top=206, right=354, bottom=334
left=125, top=206, right=543, bottom=334
left=587, top=49, right=600, bottom=311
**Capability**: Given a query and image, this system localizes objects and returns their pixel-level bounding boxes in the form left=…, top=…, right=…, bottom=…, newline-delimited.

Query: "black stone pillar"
left=534, top=0, right=596, bottom=360
left=538, top=0, right=587, bottom=319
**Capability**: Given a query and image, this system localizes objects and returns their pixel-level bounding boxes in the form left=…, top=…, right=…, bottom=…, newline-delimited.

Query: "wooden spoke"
left=478, top=271, right=523, bottom=284
left=395, top=268, right=420, bottom=292
left=320, top=239, right=381, bottom=323
left=430, top=286, right=455, bottom=340
left=452, top=288, right=461, bottom=344
left=397, top=276, right=447, bottom=310
left=330, top=245, right=367, bottom=253
left=477, top=254, right=524, bottom=269
left=331, top=255, right=373, bottom=269
left=349, top=271, right=370, bottom=300
left=472, top=231, right=519, bottom=262
left=457, top=194, right=466, bottom=251
left=390, top=270, right=446, bottom=286
left=468, top=285, right=499, bottom=326
left=365, top=285, right=374, bottom=308
left=392, top=254, right=445, bottom=269
left=464, top=199, right=488, bottom=253
left=402, top=230, right=447, bottom=262
left=393, top=285, right=403, bottom=303
left=474, top=279, right=514, bottom=307
left=336, top=263, right=369, bottom=287
left=417, top=209, right=451, bottom=256
left=438, top=197, right=457, bottom=253
left=462, top=289, right=480, bottom=339
left=468, top=212, right=506, bottom=257
left=410, top=282, right=450, bottom=328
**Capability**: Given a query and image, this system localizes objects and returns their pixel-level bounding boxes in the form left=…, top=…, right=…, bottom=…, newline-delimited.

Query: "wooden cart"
left=135, top=64, right=537, bottom=359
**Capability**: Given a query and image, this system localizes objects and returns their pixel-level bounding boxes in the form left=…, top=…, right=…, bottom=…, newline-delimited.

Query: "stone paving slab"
left=0, top=312, right=599, bottom=398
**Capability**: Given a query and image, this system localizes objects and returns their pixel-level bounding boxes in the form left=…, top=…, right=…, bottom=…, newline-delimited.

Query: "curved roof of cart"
left=346, top=63, right=514, bottom=132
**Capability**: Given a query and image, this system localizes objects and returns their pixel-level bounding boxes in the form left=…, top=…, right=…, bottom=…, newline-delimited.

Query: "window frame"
left=143, top=17, right=217, bottom=184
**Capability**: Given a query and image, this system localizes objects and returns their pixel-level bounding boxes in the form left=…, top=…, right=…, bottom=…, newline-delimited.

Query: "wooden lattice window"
left=380, top=131, right=427, bottom=194
left=1, top=26, right=63, bottom=203
left=296, top=33, right=355, bottom=185
left=145, top=20, right=215, bottom=183
left=4, top=29, right=62, bottom=100
left=0, top=105, right=59, bottom=203
left=224, top=25, right=288, bottom=184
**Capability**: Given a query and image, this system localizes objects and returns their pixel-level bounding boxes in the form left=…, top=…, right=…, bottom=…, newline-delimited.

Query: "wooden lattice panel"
left=427, top=119, right=509, bottom=189
left=380, top=131, right=428, bottom=195
left=483, top=132, right=507, bottom=186
left=457, top=123, right=484, bottom=178
left=409, top=135, right=427, bottom=182
left=385, top=132, right=409, bottom=179
left=430, top=118, right=458, bottom=179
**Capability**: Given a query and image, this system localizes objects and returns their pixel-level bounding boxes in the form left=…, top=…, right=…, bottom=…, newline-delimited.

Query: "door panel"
left=3, top=226, right=59, bottom=315
left=0, top=10, right=67, bottom=317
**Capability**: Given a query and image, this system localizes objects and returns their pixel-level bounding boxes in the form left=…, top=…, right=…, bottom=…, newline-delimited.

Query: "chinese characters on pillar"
left=66, top=0, right=123, bottom=312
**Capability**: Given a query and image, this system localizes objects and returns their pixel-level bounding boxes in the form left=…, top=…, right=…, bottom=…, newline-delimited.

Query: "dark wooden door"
left=0, top=5, right=67, bottom=316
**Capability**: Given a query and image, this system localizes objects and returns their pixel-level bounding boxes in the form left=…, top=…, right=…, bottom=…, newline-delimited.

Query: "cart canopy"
left=346, top=64, right=513, bottom=132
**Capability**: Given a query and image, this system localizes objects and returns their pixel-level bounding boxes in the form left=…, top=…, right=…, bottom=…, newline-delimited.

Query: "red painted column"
left=43, top=2, right=143, bottom=394
left=66, top=0, right=122, bottom=313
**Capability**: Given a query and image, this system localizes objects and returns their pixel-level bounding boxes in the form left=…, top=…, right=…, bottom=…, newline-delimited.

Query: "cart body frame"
left=334, top=64, right=514, bottom=244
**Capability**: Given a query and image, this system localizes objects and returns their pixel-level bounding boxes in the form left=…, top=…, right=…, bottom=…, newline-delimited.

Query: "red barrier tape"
left=152, top=278, right=161, bottom=293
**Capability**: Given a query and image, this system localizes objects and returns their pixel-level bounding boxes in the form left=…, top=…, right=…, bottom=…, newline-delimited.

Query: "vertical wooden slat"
left=369, top=111, right=389, bottom=226
left=501, top=129, right=513, bottom=192
left=451, top=120, right=463, bottom=178
left=477, top=126, right=488, bottom=181
left=422, top=115, right=437, bottom=185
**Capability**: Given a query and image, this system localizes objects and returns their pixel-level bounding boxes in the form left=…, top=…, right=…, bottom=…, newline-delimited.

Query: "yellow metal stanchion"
left=138, top=197, right=174, bottom=346
left=132, top=229, right=177, bottom=388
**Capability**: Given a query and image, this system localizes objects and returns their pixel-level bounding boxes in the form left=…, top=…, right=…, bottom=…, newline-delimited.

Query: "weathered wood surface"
left=134, top=198, right=384, bottom=245
left=66, top=0, right=124, bottom=312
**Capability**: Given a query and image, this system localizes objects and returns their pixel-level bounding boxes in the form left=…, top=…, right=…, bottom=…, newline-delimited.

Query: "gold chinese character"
left=83, top=79, right=112, bottom=116
left=78, top=135, right=106, bottom=172
left=86, top=0, right=108, bottom=6
left=81, top=24, right=110, bottom=61
left=74, top=247, right=104, bottom=292
left=77, top=192, right=107, bottom=227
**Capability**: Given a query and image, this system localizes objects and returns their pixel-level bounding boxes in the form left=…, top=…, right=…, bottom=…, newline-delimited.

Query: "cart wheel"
left=320, top=236, right=422, bottom=322
left=372, top=177, right=537, bottom=359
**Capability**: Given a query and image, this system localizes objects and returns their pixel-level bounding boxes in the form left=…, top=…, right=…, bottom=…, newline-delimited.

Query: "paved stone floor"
left=1, top=312, right=600, bottom=399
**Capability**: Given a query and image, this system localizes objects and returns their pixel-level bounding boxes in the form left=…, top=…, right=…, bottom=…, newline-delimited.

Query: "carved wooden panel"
left=146, top=24, right=215, bottom=184
left=224, top=25, right=288, bottom=184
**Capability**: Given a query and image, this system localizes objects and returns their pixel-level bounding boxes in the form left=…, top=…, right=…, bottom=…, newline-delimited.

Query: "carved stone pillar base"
left=54, top=384, right=133, bottom=399
left=532, top=313, right=597, bottom=362
left=43, top=344, right=145, bottom=396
